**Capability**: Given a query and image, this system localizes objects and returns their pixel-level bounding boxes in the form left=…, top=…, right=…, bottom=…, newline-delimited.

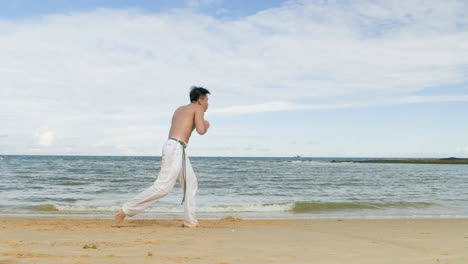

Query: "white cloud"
left=210, top=101, right=352, bottom=115
left=35, top=127, right=57, bottom=146
left=455, top=145, right=468, bottom=155
left=210, top=95, right=468, bottom=115
left=1, top=0, right=467, bottom=107
left=1, top=0, right=467, bottom=155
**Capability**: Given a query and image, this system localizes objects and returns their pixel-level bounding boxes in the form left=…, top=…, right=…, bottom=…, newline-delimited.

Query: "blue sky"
left=0, top=0, right=285, bottom=20
left=1, top=0, right=467, bottom=157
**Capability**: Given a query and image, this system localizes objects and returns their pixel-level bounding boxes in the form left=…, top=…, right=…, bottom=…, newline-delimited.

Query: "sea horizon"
left=2, top=154, right=467, bottom=159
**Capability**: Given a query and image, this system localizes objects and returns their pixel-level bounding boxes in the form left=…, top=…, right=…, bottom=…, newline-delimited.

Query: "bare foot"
left=114, top=209, right=127, bottom=224
left=183, top=222, right=202, bottom=228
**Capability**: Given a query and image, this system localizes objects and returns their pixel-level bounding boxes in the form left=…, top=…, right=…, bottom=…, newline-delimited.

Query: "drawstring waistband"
left=168, top=137, right=187, bottom=148
left=168, top=137, right=187, bottom=204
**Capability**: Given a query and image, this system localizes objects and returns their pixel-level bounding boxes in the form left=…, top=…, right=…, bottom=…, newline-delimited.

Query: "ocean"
left=1, top=155, right=467, bottom=219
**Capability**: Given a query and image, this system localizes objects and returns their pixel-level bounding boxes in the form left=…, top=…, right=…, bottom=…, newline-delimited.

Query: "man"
left=114, top=86, right=210, bottom=228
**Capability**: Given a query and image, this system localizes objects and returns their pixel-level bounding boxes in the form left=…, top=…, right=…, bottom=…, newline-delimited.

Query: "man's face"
left=198, top=95, right=209, bottom=112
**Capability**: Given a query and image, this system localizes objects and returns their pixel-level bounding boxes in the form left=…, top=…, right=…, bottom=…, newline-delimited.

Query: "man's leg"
left=179, top=155, right=199, bottom=227
left=116, top=141, right=183, bottom=221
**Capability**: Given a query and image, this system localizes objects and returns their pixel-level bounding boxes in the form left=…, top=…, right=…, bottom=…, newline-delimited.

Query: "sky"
left=1, top=0, right=468, bottom=157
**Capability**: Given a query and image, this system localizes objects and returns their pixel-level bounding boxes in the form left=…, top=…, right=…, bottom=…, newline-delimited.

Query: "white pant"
left=121, top=138, right=198, bottom=227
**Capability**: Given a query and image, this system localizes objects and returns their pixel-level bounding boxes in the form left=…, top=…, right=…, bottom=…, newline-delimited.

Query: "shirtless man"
left=114, top=86, right=210, bottom=227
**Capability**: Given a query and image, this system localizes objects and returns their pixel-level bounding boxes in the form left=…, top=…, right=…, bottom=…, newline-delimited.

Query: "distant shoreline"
left=331, top=157, right=468, bottom=164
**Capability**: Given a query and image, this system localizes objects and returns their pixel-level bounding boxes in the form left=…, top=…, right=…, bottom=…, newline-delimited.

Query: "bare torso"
left=168, top=103, right=208, bottom=144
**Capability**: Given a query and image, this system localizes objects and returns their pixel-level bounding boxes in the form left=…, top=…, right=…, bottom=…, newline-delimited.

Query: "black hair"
left=189, top=86, right=210, bottom=102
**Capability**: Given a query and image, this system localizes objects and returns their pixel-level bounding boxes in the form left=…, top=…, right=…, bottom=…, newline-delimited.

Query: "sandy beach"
left=0, top=217, right=467, bottom=264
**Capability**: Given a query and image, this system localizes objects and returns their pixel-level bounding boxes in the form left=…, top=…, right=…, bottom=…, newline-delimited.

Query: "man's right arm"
left=194, top=107, right=209, bottom=135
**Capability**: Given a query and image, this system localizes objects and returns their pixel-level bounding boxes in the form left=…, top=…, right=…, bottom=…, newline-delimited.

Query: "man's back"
left=168, top=97, right=209, bottom=144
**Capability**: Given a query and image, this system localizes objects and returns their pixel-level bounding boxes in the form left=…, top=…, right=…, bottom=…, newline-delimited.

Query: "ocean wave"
left=29, top=204, right=60, bottom=211
left=291, top=201, right=435, bottom=213
left=57, top=181, right=90, bottom=186
left=26, top=203, right=292, bottom=213
left=25, top=201, right=436, bottom=214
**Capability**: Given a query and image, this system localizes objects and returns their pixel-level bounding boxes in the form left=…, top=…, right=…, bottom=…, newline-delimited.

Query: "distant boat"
left=295, top=155, right=301, bottom=158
